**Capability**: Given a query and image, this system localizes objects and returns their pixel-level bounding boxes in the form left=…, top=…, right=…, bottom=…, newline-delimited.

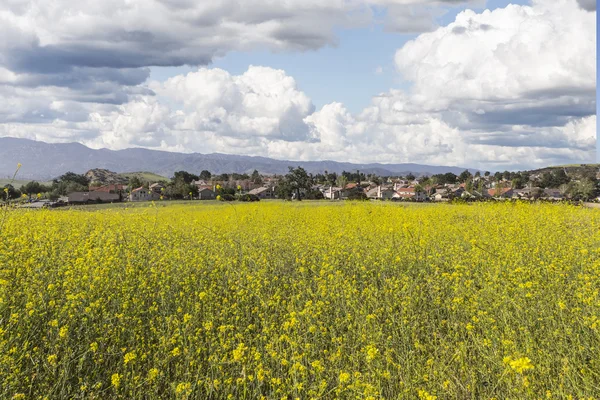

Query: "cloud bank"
left=0, top=0, right=595, bottom=170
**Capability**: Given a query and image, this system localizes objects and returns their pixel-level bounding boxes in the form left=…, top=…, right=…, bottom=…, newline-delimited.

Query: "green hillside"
left=0, top=179, right=53, bottom=188
left=551, top=163, right=600, bottom=168
left=118, top=171, right=169, bottom=182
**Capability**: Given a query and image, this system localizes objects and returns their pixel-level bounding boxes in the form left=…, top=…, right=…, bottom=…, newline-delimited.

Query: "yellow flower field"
left=0, top=202, right=599, bottom=399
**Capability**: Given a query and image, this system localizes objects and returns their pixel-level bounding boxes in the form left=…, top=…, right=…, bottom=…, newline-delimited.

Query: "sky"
left=0, top=0, right=596, bottom=170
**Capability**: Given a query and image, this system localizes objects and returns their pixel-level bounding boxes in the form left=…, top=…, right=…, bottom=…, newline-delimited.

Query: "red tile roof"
left=487, top=187, right=512, bottom=196
left=90, top=184, right=126, bottom=192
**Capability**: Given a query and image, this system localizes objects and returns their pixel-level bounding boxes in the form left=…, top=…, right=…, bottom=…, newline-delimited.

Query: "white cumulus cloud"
left=0, top=0, right=595, bottom=170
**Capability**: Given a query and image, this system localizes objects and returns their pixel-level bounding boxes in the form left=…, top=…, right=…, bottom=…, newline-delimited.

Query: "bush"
left=347, top=191, right=368, bottom=201
left=238, top=194, right=260, bottom=202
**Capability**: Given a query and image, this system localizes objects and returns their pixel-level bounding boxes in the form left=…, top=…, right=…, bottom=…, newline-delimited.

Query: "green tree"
left=512, top=176, right=525, bottom=189
left=570, top=179, right=595, bottom=201
left=22, top=181, right=49, bottom=198
left=1, top=184, right=21, bottom=202
left=165, top=175, right=198, bottom=199
left=199, top=170, right=212, bottom=181
left=251, top=170, right=263, bottom=185
left=426, top=176, right=439, bottom=196
left=336, top=175, right=348, bottom=190
left=275, top=179, right=294, bottom=200
left=458, top=170, right=473, bottom=183
left=128, top=176, right=144, bottom=191
left=55, top=172, right=90, bottom=186
left=432, top=173, right=457, bottom=185
left=326, top=172, right=338, bottom=186
left=172, top=171, right=199, bottom=184
left=465, top=179, right=474, bottom=192
left=285, top=166, right=312, bottom=201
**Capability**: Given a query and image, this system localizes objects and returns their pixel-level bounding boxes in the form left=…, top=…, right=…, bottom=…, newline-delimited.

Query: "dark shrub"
left=239, top=194, right=260, bottom=202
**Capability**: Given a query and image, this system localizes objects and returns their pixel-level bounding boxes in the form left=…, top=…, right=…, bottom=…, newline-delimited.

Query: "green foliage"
left=539, top=170, right=571, bottom=189
left=345, top=187, right=368, bottom=201
left=1, top=184, right=21, bottom=201
left=251, top=170, right=262, bottom=185
left=566, top=179, right=596, bottom=201
left=54, top=172, right=90, bottom=187
left=284, top=166, right=312, bottom=201
left=165, top=176, right=198, bottom=200
left=199, top=170, right=212, bottom=181
left=458, top=170, right=473, bottom=183
left=118, top=172, right=169, bottom=183
left=128, top=176, right=144, bottom=191
left=21, top=181, right=50, bottom=196
left=50, top=172, right=90, bottom=195
left=431, top=172, right=458, bottom=185
left=238, top=194, right=260, bottom=202
left=172, top=171, right=199, bottom=184
left=342, top=170, right=366, bottom=183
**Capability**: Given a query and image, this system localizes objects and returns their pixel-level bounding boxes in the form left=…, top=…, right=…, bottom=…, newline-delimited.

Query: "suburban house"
left=198, top=187, right=216, bottom=200
left=191, top=179, right=209, bottom=187
left=248, top=186, right=274, bottom=199
left=129, top=187, right=160, bottom=202
left=543, top=188, right=563, bottom=200
left=366, top=186, right=396, bottom=200
left=486, top=187, right=514, bottom=198
left=149, top=182, right=165, bottom=194
left=90, top=184, right=126, bottom=193
left=512, top=187, right=543, bottom=199
left=68, top=191, right=120, bottom=204
left=323, top=186, right=342, bottom=200
left=394, top=187, right=428, bottom=201
left=234, top=180, right=263, bottom=191
left=461, top=190, right=484, bottom=199
left=433, top=189, right=449, bottom=201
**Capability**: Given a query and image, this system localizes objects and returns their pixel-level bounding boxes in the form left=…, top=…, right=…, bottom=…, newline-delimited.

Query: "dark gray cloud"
left=468, top=101, right=595, bottom=128
left=0, top=0, right=365, bottom=106
left=577, top=0, right=596, bottom=11
left=465, top=130, right=591, bottom=150
left=6, top=67, right=150, bottom=89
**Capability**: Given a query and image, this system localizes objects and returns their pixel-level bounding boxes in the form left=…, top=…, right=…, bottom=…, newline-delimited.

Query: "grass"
left=0, top=178, right=53, bottom=188
left=63, top=199, right=433, bottom=211
left=117, top=171, right=169, bottom=182
left=548, top=163, right=600, bottom=168
left=64, top=200, right=223, bottom=211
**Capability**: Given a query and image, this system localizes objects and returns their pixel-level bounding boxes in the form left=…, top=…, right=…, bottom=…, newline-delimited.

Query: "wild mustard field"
left=0, top=202, right=599, bottom=399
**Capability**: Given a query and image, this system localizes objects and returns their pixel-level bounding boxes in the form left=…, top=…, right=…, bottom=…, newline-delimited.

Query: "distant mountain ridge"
left=0, top=137, right=478, bottom=180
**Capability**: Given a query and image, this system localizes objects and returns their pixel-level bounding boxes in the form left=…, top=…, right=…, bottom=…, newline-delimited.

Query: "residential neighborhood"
left=2, top=164, right=599, bottom=207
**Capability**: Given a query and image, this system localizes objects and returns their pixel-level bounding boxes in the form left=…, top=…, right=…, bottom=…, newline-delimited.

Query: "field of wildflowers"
left=0, top=202, right=599, bottom=399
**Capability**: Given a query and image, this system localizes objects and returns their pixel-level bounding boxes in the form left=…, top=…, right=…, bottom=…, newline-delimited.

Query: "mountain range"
left=0, top=137, right=477, bottom=180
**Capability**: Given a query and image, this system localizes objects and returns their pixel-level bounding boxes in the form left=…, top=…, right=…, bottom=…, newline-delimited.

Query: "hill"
left=85, top=169, right=128, bottom=185
left=527, top=164, right=599, bottom=179
left=0, top=137, right=478, bottom=180
left=117, top=171, right=169, bottom=183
